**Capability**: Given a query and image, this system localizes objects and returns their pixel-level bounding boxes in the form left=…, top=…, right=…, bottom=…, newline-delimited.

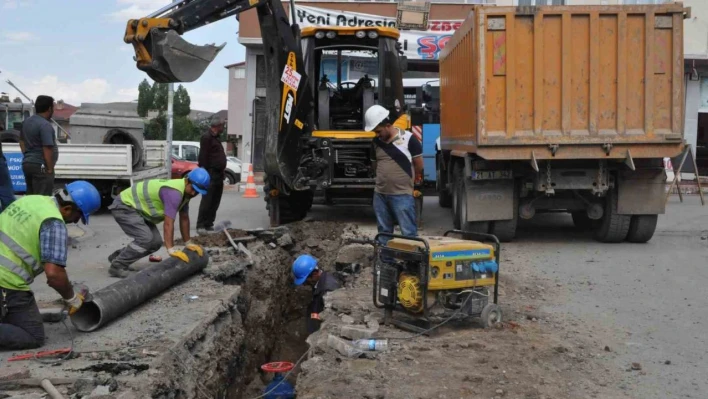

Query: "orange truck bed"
left=439, top=3, right=688, bottom=161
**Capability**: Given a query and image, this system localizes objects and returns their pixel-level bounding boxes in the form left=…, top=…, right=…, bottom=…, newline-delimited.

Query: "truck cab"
left=0, top=96, right=33, bottom=143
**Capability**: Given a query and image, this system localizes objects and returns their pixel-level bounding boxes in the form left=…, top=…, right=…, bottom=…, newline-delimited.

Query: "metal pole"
left=166, top=83, right=174, bottom=178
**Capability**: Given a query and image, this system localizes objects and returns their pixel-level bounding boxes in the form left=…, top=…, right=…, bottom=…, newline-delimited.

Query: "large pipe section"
left=70, top=250, right=209, bottom=332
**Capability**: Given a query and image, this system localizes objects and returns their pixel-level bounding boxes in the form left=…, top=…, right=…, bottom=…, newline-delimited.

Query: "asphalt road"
left=28, top=188, right=708, bottom=399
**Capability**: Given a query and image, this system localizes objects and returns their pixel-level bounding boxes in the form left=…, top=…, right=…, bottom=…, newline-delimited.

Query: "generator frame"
left=372, top=230, right=501, bottom=334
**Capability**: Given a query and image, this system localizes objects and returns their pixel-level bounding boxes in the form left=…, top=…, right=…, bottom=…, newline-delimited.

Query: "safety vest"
left=0, top=196, right=64, bottom=291
left=120, top=178, right=188, bottom=222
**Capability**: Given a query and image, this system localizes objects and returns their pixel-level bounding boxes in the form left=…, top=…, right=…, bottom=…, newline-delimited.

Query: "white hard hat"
left=364, top=105, right=391, bottom=132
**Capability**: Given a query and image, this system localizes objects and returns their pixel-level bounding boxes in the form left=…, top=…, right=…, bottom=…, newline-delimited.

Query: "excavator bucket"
left=139, top=30, right=225, bottom=83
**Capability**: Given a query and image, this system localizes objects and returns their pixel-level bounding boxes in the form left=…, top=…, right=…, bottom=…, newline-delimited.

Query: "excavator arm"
left=125, top=0, right=312, bottom=194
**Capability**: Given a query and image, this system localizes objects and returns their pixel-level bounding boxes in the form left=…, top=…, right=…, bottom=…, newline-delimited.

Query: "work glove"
left=64, top=284, right=89, bottom=316
left=168, top=247, right=190, bottom=263
left=184, top=240, right=204, bottom=257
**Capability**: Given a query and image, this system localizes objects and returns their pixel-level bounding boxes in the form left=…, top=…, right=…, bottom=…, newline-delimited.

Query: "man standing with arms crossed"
left=197, top=115, right=227, bottom=234
left=364, top=105, right=424, bottom=242
left=20, top=95, right=58, bottom=195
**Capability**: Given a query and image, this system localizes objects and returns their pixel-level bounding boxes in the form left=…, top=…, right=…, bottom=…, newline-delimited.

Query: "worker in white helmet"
left=364, top=105, right=423, bottom=243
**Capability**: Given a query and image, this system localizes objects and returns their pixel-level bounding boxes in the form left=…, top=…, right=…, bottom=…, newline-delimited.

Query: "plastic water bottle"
left=353, top=339, right=389, bottom=352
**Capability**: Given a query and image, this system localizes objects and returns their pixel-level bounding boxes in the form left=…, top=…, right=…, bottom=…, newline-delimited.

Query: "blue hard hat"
left=65, top=181, right=101, bottom=225
left=187, top=167, right=210, bottom=195
left=292, top=254, right=318, bottom=285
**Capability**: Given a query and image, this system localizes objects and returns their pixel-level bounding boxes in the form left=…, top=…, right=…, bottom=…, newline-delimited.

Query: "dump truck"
left=436, top=3, right=689, bottom=243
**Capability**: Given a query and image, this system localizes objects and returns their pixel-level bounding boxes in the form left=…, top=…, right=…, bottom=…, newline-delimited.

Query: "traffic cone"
left=242, top=164, right=259, bottom=198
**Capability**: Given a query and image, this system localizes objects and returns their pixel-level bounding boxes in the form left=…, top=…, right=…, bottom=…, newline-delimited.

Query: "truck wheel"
left=459, top=175, right=489, bottom=234
left=437, top=155, right=452, bottom=208
left=626, top=215, right=658, bottom=243
left=593, top=188, right=631, bottom=243
left=489, top=181, right=518, bottom=242
left=571, top=212, right=594, bottom=230
left=452, top=162, right=463, bottom=229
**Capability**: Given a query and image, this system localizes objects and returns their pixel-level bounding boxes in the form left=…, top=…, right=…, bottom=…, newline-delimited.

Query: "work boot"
left=108, top=265, right=131, bottom=278
left=197, top=227, right=214, bottom=236
left=107, top=249, right=122, bottom=264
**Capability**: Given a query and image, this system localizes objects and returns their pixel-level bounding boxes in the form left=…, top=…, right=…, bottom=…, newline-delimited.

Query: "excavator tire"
left=264, top=184, right=313, bottom=226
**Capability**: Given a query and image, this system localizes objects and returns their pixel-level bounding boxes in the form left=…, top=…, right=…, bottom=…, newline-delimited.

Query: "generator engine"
left=374, top=232, right=502, bottom=330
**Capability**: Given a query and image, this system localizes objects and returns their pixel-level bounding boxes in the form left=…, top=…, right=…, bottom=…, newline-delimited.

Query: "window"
left=183, top=145, right=199, bottom=162
left=256, top=55, right=266, bottom=88
left=172, top=145, right=179, bottom=157
left=233, top=67, right=245, bottom=79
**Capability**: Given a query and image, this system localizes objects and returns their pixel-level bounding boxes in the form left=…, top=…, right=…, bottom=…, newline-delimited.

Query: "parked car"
left=172, top=140, right=239, bottom=185
left=172, top=141, right=201, bottom=163
left=171, top=155, right=198, bottom=179
left=225, top=156, right=242, bottom=185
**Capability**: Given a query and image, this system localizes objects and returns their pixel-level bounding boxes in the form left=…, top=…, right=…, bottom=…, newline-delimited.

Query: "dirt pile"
left=294, top=269, right=632, bottom=399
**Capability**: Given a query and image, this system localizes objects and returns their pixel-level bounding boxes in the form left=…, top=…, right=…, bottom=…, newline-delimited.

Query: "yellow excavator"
left=124, top=0, right=411, bottom=226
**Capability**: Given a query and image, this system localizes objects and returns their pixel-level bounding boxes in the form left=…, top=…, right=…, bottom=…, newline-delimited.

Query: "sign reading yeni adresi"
left=293, top=5, right=462, bottom=61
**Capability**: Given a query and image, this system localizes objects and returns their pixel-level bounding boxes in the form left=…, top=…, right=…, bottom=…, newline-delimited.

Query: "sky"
left=0, top=0, right=246, bottom=112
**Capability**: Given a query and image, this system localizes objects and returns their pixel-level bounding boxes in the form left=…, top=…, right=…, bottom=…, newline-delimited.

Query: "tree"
left=137, top=79, right=154, bottom=117
left=151, top=83, right=168, bottom=113
left=173, top=85, right=191, bottom=117
left=137, top=80, right=200, bottom=140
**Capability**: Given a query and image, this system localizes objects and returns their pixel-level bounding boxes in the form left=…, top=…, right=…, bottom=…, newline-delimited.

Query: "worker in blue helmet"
left=107, top=168, right=210, bottom=278
left=0, top=180, right=100, bottom=349
left=292, top=254, right=341, bottom=333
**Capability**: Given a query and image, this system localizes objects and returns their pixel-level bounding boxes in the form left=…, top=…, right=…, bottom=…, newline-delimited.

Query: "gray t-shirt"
left=20, top=115, right=58, bottom=165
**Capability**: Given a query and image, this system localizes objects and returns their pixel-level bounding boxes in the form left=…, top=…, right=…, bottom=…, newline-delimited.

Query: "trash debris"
left=327, top=334, right=363, bottom=358
left=631, top=362, right=642, bottom=370
left=353, top=339, right=388, bottom=352
left=149, top=255, right=162, bottom=263
left=184, top=295, right=199, bottom=303
left=340, top=325, right=378, bottom=340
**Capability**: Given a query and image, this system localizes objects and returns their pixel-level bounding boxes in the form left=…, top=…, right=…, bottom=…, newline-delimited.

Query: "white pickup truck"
left=3, top=141, right=169, bottom=206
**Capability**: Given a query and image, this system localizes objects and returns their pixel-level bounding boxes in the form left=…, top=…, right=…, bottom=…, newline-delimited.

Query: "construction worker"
left=364, top=105, right=424, bottom=243
left=292, top=254, right=341, bottom=333
left=0, top=181, right=101, bottom=350
left=107, top=168, right=210, bottom=278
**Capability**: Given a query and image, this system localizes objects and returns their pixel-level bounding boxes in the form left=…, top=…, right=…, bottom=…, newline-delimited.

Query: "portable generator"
left=373, top=230, right=502, bottom=333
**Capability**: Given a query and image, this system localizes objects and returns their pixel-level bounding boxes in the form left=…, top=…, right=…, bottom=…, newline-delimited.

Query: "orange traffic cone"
left=242, top=164, right=259, bottom=198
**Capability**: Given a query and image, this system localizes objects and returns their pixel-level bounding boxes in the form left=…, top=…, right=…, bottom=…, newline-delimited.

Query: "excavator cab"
left=122, top=0, right=411, bottom=226
left=300, top=27, right=407, bottom=135
left=291, top=26, right=409, bottom=211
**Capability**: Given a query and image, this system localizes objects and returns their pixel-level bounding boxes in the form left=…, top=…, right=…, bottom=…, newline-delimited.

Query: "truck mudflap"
left=463, top=179, right=515, bottom=222
left=617, top=168, right=667, bottom=215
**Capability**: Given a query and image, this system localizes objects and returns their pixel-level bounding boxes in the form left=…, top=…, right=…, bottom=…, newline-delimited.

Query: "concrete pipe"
left=70, top=250, right=209, bottom=332
left=103, top=128, right=143, bottom=168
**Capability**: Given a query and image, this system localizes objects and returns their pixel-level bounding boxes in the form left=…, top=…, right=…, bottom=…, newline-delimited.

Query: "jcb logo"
left=283, top=93, right=294, bottom=123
